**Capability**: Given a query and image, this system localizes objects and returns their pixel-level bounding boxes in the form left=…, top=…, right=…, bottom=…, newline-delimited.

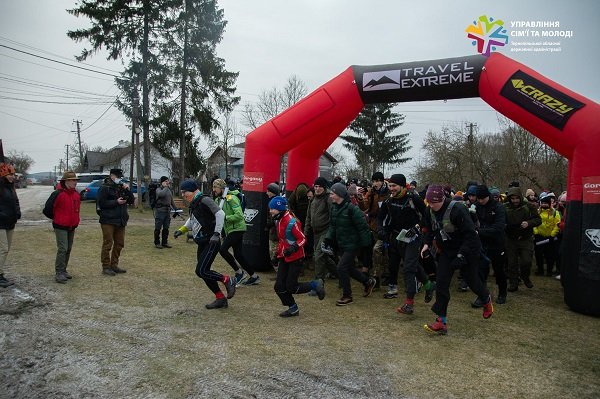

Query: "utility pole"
left=132, top=89, right=143, bottom=209
left=65, top=145, right=70, bottom=171
left=72, top=120, right=83, bottom=171
left=466, top=122, right=477, bottom=179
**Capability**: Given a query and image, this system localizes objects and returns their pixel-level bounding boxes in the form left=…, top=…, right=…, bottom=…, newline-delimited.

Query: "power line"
left=81, top=101, right=118, bottom=132
left=0, top=96, right=113, bottom=105
left=0, top=74, right=116, bottom=97
left=0, top=109, right=67, bottom=132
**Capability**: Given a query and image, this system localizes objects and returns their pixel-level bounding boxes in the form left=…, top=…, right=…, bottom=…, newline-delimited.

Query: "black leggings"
left=195, top=239, right=223, bottom=294
left=274, top=259, right=312, bottom=306
left=219, top=231, right=255, bottom=275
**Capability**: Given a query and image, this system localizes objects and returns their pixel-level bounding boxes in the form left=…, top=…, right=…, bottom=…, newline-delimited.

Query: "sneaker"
left=102, top=268, right=116, bottom=276
left=314, top=279, right=325, bottom=300
left=522, top=277, right=534, bottom=288
left=155, top=244, right=163, bottom=249
left=363, top=278, right=376, bottom=297
left=424, top=282, right=436, bottom=303
left=64, top=271, right=72, bottom=279
left=243, top=275, right=261, bottom=286
left=555, top=274, right=561, bottom=281
left=224, top=276, right=236, bottom=299
left=111, top=266, right=127, bottom=274
left=471, top=296, right=485, bottom=308
left=383, top=285, right=398, bottom=299
left=279, top=307, right=299, bottom=317
left=396, top=303, right=414, bottom=315
left=458, top=279, right=469, bottom=292
left=0, top=274, right=14, bottom=288
left=55, top=272, right=68, bottom=284
left=424, top=317, right=448, bottom=335
left=308, top=289, right=317, bottom=296
left=336, top=296, right=353, bottom=306
left=162, top=243, right=172, bottom=249
left=205, top=298, right=228, bottom=309
left=482, top=295, right=494, bottom=319
left=234, top=271, right=247, bottom=286
left=496, top=295, right=506, bottom=304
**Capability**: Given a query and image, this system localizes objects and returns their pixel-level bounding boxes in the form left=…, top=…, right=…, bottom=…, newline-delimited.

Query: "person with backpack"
left=323, top=183, right=376, bottom=306
left=174, top=179, right=236, bottom=309
left=421, top=185, right=494, bottom=335
left=377, top=174, right=435, bottom=315
left=0, top=162, right=20, bottom=288
left=212, top=178, right=260, bottom=286
left=97, top=168, right=135, bottom=276
left=269, top=195, right=325, bottom=317
left=153, top=176, right=177, bottom=249
left=45, top=171, right=81, bottom=283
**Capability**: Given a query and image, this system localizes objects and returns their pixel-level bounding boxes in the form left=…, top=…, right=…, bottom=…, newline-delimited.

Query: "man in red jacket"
left=50, top=171, right=81, bottom=283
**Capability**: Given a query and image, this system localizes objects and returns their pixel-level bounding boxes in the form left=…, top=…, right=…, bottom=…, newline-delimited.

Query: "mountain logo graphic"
left=585, top=229, right=600, bottom=249
left=362, top=70, right=401, bottom=91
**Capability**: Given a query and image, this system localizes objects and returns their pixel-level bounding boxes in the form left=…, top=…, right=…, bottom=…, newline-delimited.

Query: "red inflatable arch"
left=243, top=53, right=600, bottom=315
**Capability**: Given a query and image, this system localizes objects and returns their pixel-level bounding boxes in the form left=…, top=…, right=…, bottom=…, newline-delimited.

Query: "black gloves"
left=283, top=242, right=299, bottom=257
left=451, top=253, right=467, bottom=269
left=173, top=230, right=183, bottom=239
left=210, top=232, right=221, bottom=244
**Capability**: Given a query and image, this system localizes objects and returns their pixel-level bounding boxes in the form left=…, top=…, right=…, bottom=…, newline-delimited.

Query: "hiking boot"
left=496, top=295, right=506, bottom=304
left=111, top=266, right=127, bottom=273
left=162, top=243, right=172, bottom=248
left=458, top=279, right=469, bottom=292
left=314, top=279, right=325, bottom=300
left=155, top=244, right=163, bottom=249
left=102, top=268, right=116, bottom=276
left=336, top=296, right=353, bottom=306
left=522, top=277, right=534, bottom=288
left=64, top=271, right=72, bottom=279
left=424, top=282, right=436, bottom=303
left=225, top=276, right=236, bottom=299
left=482, top=295, right=494, bottom=319
left=234, top=271, right=247, bottom=286
left=279, top=307, right=299, bottom=317
left=0, top=274, right=14, bottom=288
left=383, top=284, right=398, bottom=299
left=55, top=272, right=68, bottom=284
left=396, top=303, right=414, bottom=315
left=471, top=296, right=485, bottom=308
left=243, top=275, right=261, bottom=286
left=363, top=278, right=376, bottom=297
left=424, top=317, right=447, bottom=335
left=507, top=281, right=518, bottom=292
left=205, top=298, right=228, bottom=309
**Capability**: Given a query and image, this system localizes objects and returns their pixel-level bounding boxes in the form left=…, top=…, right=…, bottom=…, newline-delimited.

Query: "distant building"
left=82, top=140, right=173, bottom=181
left=206, top=142, right=338, bottom=183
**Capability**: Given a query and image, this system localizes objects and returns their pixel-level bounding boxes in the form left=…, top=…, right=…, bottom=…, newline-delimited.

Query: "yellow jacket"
left=533, top=208, right=561, bottom=238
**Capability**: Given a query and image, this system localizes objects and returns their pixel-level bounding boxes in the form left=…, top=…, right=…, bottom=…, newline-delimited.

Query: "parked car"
left=81, top=179, right=146, bottom=201
left=75, top=173, right=109, bottom=197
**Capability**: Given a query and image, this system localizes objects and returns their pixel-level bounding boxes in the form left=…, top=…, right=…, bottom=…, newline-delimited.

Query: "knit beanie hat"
left=268, top=196, right=287, bottom=211
left=0, top=163, right=15, bottom=177
left=475, top=184, right=490, bottom=199
left=426, top=184, right=445, bottom=203
left=525, top=188, right=535, bottom=197
left=331, top=182, right=348, bottom=198
left=267, top=183, right=280, bottom=195
left=540, top=195, right=552, bottom=204
left=160, top=176, right=169, bottom=183
left=389, top=174, right=407, bottom=186
left=490, top=187, right=501, bottom=197
left=314, top=176, right=328, bottom=187
left=212, top=178, right=227, bottom=189
left=466, top=185, right=478, bottom=196
left=347, top=183, right=358, bottom=196
left=371, top=172, right=384, bottom=181
left=180, top=179, right=198, bottom=192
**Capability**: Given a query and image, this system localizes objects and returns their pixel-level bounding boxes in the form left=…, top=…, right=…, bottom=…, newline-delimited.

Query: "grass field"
left=1, top=201, right=599, bottom=398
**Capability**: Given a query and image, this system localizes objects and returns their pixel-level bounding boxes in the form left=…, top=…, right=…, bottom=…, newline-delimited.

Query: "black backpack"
left=43, top=190, right=61, bottom=219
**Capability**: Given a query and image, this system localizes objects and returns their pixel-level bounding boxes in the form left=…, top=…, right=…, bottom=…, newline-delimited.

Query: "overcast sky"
left=1, top=0, right=598, bottom=177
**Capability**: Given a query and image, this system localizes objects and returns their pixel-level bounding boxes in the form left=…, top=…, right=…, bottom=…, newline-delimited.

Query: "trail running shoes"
left=424, top=317, right=448, bottom=335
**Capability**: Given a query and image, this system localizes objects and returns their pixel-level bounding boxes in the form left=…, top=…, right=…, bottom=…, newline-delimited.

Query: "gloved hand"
left=283, top=242, right=299, bottom=257
left=469, top=204, right=477, bottom=214
left=210, top=232, right=221, bottom=244
left=321, top=241, right=334, bottom=256
left=405, top=225, right=420, bottom=238
left=174, top=230, right=183, bottom=239
left=451, top=253, right=468, bottom=269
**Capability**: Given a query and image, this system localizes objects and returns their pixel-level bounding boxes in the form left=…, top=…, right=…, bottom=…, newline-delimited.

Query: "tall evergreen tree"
left=342, top=104, right=410, bottom=177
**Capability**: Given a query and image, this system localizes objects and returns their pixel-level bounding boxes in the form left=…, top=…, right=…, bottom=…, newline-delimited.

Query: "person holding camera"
left=420, top=184, right=493, bottom=335
left=97, top=168, right=134, bottom=276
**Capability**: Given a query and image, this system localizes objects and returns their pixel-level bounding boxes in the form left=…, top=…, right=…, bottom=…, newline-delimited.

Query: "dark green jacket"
left=326, top=198, right=371, bottom=251
left=504, top=187, right=541, bottom=240
left=304, top=190, right=331, bottom=236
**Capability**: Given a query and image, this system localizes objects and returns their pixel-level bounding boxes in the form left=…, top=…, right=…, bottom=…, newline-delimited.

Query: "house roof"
left=208, top=141, right=337, bottom=165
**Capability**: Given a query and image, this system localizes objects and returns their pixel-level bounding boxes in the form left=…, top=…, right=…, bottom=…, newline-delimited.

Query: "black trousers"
left=479, top=247, right=508, bottom=296
left=219, top=230, right=255, bottom=275
left=274, top=259, right=312, bottom=306
left=195, top=239, right=222, bottom=294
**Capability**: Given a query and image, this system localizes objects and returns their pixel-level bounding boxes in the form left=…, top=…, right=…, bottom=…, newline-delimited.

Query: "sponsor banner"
left=500, top=70, right=585, bottom=130
left=580, top=176, right=600, bottom=280
left=353, top=55, right=485, bottom=104
left=242, top=171, right=263, bottom=192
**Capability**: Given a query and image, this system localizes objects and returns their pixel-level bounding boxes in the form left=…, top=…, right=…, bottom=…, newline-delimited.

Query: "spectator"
left=97, top=169, right=134, bottom=276
left=0, top=163, right=19, bottom=288
left=266, top=182, right=281, bottom=276
left=153, top=176, right=177, bottom=249
left=533, top=194, right=561, bottom=277
left=174, top=179, right=235, bottom=309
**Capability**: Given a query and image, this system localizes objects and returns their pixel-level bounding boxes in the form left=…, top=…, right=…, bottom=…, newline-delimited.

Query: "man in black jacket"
left=421, top=185, right=493, bottom=334
left=97, top=168, right=134, bottom=276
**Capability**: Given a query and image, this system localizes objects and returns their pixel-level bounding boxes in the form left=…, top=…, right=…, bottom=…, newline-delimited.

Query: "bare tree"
left=6, top=150, right=34, bottom=174
left=208, top=111, right=241, bottom=178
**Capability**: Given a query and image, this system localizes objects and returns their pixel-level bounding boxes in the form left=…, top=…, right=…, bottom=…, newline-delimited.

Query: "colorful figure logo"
left=466, top=15, right=509, bottom=56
